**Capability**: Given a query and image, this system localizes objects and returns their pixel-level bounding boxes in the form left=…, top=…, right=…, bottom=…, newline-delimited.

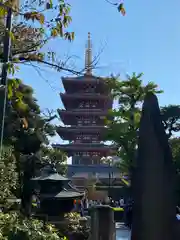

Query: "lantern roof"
left=31, top=165, right=69, bottom=182
left=54, top=190, right=84, bottom=199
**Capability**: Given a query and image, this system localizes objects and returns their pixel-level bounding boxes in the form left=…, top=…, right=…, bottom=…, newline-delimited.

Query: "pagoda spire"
left=85, top=32, right=92, bottom=75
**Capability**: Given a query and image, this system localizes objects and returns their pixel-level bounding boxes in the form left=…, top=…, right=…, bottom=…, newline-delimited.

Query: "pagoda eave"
left=61, top=75, right=110, bottom=94
left=53, top=145, right=114, bottom=151
left=56, top=126, right=106, bottom=140
left=60, top=93, right=113, bottom=110
left=60, top=93, right=112, bottom=100
left=56, top=126, right=106, bottom=132
left=58, top=109, right=111, bottom=125
left=58, top=109, right=109, bottom=118
left=52, top=144, right=115, bottom=153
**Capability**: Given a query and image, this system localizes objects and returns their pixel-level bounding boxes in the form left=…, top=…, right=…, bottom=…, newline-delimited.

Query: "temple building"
left=53, top=33, right=117, bottom=195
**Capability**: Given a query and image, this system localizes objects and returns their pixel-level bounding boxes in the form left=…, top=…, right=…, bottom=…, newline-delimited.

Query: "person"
left=119, top=197, right=125, bottom=208
left=80, top=200, right=84, bottom=217
left=124, top=198, right=133, bottom=229
left=89, top=199, right=93, bottom=207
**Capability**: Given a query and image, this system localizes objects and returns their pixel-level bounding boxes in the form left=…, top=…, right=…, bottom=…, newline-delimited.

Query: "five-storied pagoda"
left=53, top=33, right=115, bottom=195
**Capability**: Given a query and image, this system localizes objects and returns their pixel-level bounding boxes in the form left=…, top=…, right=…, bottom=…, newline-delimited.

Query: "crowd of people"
left=73, top=196, right=133, bottom=229
left=73, top=196, right=180, bottom=230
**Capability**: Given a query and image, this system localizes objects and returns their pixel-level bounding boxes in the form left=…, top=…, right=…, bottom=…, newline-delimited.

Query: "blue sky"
left=17, top=0, right=180, bottom=149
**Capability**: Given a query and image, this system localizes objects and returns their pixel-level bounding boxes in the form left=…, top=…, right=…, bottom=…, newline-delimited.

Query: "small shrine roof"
left=40, top=185, right=84, bottom=199
left=55, top=190, right=84, bottom=199
left=32, top=173, right=68, bottom=181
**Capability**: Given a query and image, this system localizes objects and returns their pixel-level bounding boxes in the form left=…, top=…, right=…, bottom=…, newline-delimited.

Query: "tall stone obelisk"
left=131, top=93, right=177, bottom=240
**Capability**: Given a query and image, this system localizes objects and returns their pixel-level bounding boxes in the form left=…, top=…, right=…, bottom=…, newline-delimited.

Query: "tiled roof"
left=31, top=165, right=69, bottom=181
left=32, top=173, right=69, bottom=181
left=72, top=172, right=90, bottom=179
left=71, top=172, right=122, bottom=179
left=55, top=190, right=83, bottom=198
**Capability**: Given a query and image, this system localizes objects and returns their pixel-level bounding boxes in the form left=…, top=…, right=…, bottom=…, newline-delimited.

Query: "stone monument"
left=131, top=93, right=177, bottom=240
left=90, top=205, right=116, bottom=240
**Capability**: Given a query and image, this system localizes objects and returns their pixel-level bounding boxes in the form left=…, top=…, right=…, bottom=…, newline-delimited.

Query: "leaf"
left=0, top=6, right=7, bottom=17
left=118, top=3, right=126, bottom=16
left=56, top=22, right=63, bottom=37
left=71, top=32, right=75, bottom=40
left=64, top=32, right=74, bottom=41
left=51, top=28, right=58, bottom=37
left=39, top=14, right=45, bottom=24
left=46, top=0, right=53, bottom=9
left=24, top=12, right=45, bottom=24
left=15, top=100, right=27, bottom=111
left=9, top=31, right=15, bottom=41
left=7, top=84, right=13, bottom=99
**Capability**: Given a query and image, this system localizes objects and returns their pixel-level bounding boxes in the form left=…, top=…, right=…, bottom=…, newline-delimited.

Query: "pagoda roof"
left=52, top=143, right=115, bottom=156
left=58, top=109, right=110, bottom=125
left=56, top=126, right=106, bottom=140
left=58, top=109, right=109, bottom=117
left=60, top=93, right=112, bottom=110
left=61, top=75, right=110, bottom=93
left=62, top=75, right=105, bottom=83
left=60, top=93, right=111, bottom=100
left=53, top=143, right=114, bottom=149
left=57, top=125, right=106, bottom=132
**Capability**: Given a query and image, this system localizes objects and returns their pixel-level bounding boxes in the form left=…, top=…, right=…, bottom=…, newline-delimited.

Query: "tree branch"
left=18, top=58, right=83, bottom=75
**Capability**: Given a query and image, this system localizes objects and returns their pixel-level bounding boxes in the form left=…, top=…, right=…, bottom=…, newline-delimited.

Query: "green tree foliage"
left=0, top=212, right=67, bottom=240
left=105, top=0, right=126, bottom=16
left=161, top=105, right=180, bottom=138
left=105, top=73, right=163, bottom=174
left=40, top=146, right=67, bottom=175
left=0, top=83, right=68, bottom=237
left=0, top=0, right=76, bottom=110
left=0, top=146, right=18, bottom=206
left=169, top=137, right=180, bottom=204
left=3, top=81, right=56, bottom=149
left=169, top=137, right=180, bottom=173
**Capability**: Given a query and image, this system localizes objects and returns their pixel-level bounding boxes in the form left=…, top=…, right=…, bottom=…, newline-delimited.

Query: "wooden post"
left=90, top=205, right=116, bottom=240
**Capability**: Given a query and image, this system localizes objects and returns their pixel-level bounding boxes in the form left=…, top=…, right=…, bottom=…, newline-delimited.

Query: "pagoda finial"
left=85, top=32, right=92, bottom=75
